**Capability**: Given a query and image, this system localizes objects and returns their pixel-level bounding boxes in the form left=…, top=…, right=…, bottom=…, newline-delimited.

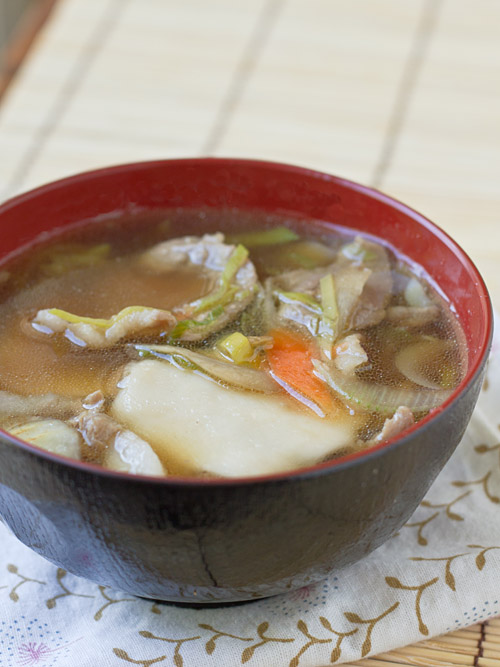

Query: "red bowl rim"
left=0, top=157, right=493, bottom=487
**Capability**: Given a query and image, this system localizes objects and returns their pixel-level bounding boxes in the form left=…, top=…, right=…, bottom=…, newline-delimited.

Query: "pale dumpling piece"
left=111, top=360, right=359, bottom=478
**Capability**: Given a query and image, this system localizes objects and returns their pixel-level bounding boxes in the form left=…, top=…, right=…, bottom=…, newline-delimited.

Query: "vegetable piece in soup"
left=0, top=209, right=467, bottom=477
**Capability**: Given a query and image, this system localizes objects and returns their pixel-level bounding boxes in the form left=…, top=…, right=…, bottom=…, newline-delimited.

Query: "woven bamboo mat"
left=345, top=619, right=500, bottom=667
left=0, top=0, right=499, bottom=309
left=0, top=0, right=499, bottom=664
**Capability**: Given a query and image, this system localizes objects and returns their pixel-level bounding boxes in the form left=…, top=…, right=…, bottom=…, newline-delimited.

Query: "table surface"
left=0, top=1, right=499, bottom=665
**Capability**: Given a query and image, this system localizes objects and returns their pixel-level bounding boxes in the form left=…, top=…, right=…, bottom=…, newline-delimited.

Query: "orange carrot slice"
left=266, top=329, right=333, bottom=416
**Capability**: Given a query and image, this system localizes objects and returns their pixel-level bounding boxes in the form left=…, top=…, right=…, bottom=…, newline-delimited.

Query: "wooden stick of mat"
left=487, top=637, right=500, bottom=646
left=344, top=618, right=500, bottom=666
left=422, top=637, right=481, bottom=653
left=488, top=625, right=500, bottom=633
left=452, top=628, right=483, bottom=638
left=381, top=645, right=476, bottom=664
left=346, top=660, right=500, bottom=667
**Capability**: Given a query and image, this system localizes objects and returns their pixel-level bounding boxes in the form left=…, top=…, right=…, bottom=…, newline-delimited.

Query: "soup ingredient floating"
left=112, top=360, right=357, bottom=477
left=33, top=233, right=257, bottom=346
left=0, top=213, right=467, bottom=478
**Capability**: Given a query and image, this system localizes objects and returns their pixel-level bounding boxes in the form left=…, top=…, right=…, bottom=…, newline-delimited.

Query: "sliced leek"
left=46, top=305, right=168, bottom=330
left=273, top=289, right=322, bottom=312
left=189, top=244, right=249, bottom=315
left=227, top=227, right=299, bottom=247
left=217, top=332, right=253, bottom=363
left=318, top=273, right=339, bottom=357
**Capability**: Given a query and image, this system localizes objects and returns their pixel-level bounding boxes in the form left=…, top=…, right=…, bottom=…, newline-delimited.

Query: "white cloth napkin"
left=1, top=331, right=499, bottom=667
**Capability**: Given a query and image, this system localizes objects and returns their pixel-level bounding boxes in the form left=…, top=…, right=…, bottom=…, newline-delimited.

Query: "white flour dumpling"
left=111, top=360, right=358, bottom=478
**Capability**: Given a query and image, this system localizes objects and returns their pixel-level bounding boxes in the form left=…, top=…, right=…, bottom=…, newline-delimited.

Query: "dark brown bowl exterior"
left=0, top=158, right=492, bottom=603
left=0, top=370, right=485, bottom=602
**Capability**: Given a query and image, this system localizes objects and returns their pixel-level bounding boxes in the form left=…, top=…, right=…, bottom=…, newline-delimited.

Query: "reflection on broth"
left=0, top=209, right=467, bottom=478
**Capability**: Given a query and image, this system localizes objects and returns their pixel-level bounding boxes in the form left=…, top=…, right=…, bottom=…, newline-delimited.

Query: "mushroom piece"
left=395, top=337, right=456, bottom=389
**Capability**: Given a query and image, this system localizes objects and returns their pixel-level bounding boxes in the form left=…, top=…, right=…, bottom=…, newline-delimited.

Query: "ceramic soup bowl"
left=0, top=159, right=492, bottom=603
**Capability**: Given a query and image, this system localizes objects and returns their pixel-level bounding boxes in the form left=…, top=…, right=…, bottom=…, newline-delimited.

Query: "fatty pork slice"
left=33, top=307, right=177, bottom=348
left=341, top=236, right=392, bottom=329
left=374, top=406, right=415, bottom=444
left=76, top=411, right=165, bottom=476
left=0, top=391, right=81, bottom=419
left=111, top=360, right=358, bottom=478
left=270, top=236, right=392, bottom=338
left=140, top=233, right=258, bottom=341
left=32, top=233, right=257, bottom=348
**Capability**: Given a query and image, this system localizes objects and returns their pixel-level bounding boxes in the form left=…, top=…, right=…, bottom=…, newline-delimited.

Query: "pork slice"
left=141, top=233, right=258, bottom=342
left=140, top=233, right=228, bottom=273
left=269, top=235, right=392, bottom=337
left=275, top=301, right=320, bottom=337
left=0, top=391, right=81, bottom=420
left=269, top=262, right=372, bottom=337
left=76, top=411, right=164, bottom=476
left=33, top=307, right=176, bottom=348
left=374, top=406, right=414, bottom=443
left=333, top=334, right=368, bottom=374
left=340, top=237, right=393, bottom=329
left=271, top=265, right=327, bottom=295
left=386, top=305, right=440, bottom=328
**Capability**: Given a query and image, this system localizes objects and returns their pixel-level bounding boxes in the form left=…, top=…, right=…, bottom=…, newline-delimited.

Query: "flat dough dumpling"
left=111, top=360, right=358, bottom=478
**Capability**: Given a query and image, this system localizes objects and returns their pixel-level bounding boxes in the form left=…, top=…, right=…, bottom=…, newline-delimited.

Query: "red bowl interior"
left=0, top=158, right=492, bottom=482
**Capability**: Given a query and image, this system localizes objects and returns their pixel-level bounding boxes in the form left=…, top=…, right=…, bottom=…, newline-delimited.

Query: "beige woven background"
left=0, top=1, right=499, bottom=664
left=0, top=0, right=499, bottom=305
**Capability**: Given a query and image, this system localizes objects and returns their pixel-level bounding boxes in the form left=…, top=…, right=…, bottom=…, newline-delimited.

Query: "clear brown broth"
left=0, top=208, right=467, bottom=471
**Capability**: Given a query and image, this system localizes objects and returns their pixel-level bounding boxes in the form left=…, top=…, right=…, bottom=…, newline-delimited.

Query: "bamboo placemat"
left=344, top=619, right=500, bottom=667
left=0, top=0, right=499, bottom=309
left=0, top=0, right=499, bottom=664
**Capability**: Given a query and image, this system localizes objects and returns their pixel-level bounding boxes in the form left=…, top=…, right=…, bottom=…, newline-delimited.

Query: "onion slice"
left=134, top=344, right=279, bottom=394
left=312, top=359, right=452, bottom=414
